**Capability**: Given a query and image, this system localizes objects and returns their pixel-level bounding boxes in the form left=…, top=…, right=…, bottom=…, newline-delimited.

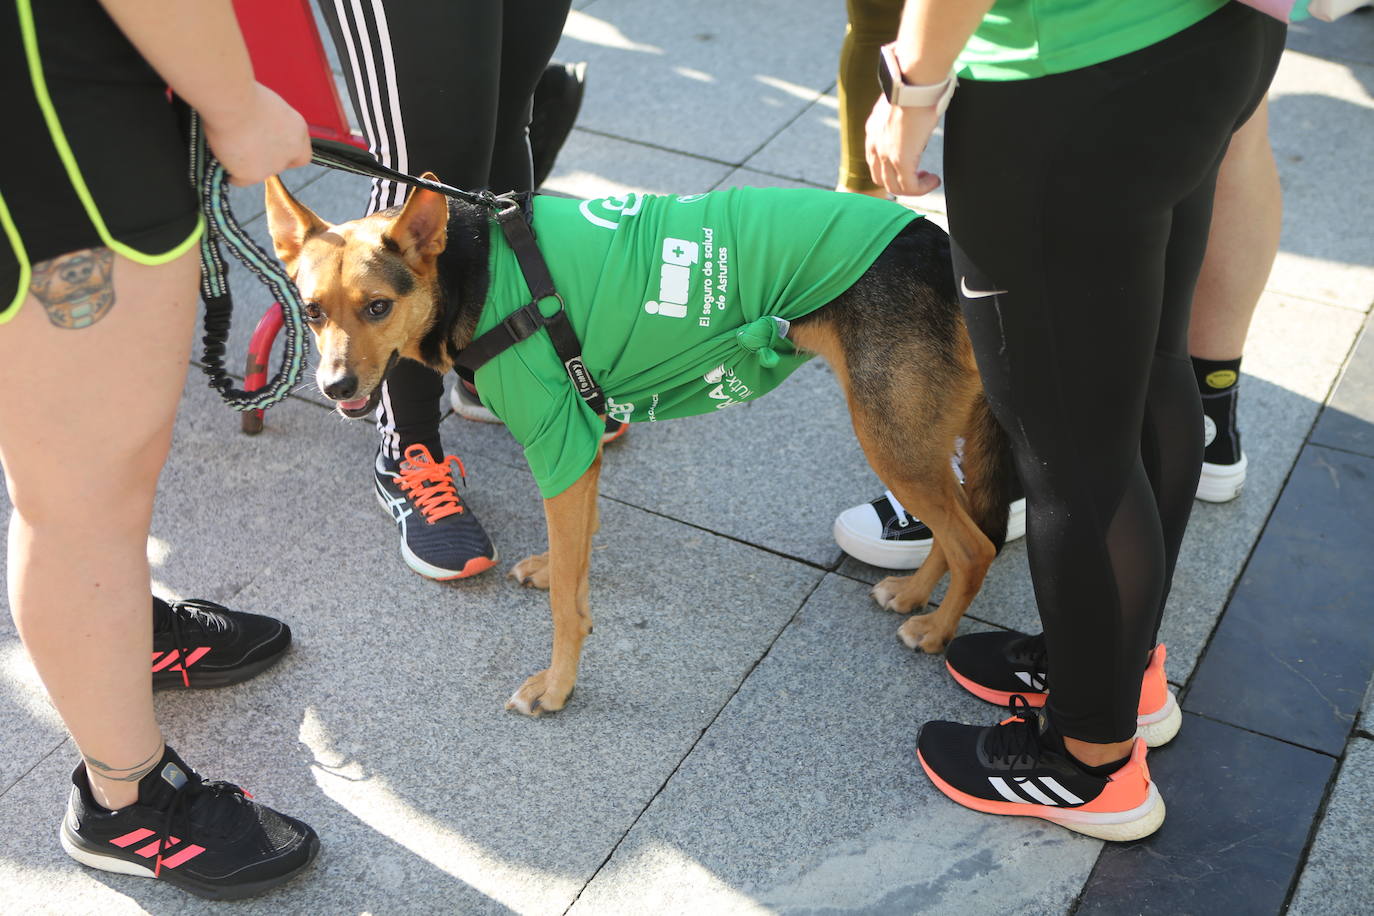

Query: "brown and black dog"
left=265, top=176, right=1013, bottom=717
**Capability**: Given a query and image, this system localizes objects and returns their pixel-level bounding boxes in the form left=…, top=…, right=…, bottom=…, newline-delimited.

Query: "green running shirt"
left=472, top=189, right=918, bottom=497
left=955, top=0, right=1228, bottom=80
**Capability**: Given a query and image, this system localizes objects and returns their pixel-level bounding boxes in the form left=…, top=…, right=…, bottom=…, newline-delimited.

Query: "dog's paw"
left=897, top=613, right=954, bottom=654
left=505, top=669, right=572, bottom=717
left=509, top=552, right=551, bottom=590
left=871, top=576, right=925, bottom=614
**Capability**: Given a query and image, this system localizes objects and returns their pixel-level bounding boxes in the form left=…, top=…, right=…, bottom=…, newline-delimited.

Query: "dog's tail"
left=961, top=392, right=1015, bottom=554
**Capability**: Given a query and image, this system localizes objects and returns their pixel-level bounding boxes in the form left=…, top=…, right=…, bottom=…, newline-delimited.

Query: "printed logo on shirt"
left=706, top=367, right=754, bottom=409
left=643, top=237, right=700, bottom=319
left=606, top=396, right=635, bottom=422
left=675, top=193, right=708, bottom=204
left=579, top=193, right=645, bottom=230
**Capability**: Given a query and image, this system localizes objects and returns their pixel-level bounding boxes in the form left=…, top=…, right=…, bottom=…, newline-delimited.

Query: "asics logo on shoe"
left=959, top=277, right=1008, bottom=299
left=988, top=775, right=1085, bottom=807
left=109, top=828, right=207, bottom=869
left=377, top=483, right=414, bottom=524
left=150, top=648, right=210, bottom=673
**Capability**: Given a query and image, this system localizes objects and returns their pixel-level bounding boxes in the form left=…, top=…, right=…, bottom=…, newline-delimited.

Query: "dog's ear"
left=264, top=176, right=328, bottom=271
left=385, top=173, right=449, bottom=266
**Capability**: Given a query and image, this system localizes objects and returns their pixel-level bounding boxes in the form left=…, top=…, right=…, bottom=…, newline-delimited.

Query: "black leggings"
left=319, top=0, right=572, bottom=461
left=944, top=3, right=1284, bottom=743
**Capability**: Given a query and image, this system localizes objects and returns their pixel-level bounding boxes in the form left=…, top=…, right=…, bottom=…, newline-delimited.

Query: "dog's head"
left=265, top=175, right=451, bottom=418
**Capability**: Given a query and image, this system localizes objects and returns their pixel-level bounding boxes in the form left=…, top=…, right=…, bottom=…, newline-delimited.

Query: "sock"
left=1041, top=710, right=1131, bottom=778
left=375, top=358, right=445, bottom=467
left=1192, top=355, right=1242, bottom=465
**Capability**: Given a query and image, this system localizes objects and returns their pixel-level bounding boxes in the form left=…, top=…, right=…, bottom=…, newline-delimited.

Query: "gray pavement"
left=2, top=3, right=1374, bottom=914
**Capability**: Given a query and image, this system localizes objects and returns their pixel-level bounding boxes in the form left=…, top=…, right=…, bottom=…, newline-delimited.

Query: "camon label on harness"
left=475, top=187, right=920, bottom=498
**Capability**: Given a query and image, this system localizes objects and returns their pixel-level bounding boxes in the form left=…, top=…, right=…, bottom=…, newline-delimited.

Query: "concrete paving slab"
left=0, top=429, right=825, bottom=913
left=570, top=574, right=1101, bottom=916
left=542, top=129, right=736, bottom=200
left=0, top=641, right=66, bottom=798
left=1266, top=50, right=1374, bottom=312
left=1185, top=443, right=1374, bottom=755
left=1313, top=316, right=1374, bottom=458
left=1286, top=738, right=1374, bottom=916
left=745, top=92, right=950, bottom=216
left=1079, top=714, right=1336, bottom=916
left=554, top=1, right=847, bottom=165
left=1286, top=8, right=1374, bottom=68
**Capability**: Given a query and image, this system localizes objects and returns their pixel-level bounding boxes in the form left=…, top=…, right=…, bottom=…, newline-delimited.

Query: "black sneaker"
left=945, top=631, right=1182, bottom=747
left=152, top=597, right=291, bottom=690
left=61, top=746, right=318, bottom=900
left=833, top=490, right=1027, bottom=570
left=529, top=60, right=587, bottom=189
left=917, top=698, right=1164, bottom=841
left=374, top=443, right=498, bottom=580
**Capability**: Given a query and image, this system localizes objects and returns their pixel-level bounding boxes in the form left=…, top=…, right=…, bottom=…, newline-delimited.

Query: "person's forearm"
left=892, top=0, right=997, bottom=84
left=96, top=0, right=256, bottom=124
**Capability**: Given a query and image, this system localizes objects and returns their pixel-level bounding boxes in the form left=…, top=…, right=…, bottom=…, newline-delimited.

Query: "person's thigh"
left=487, top=0, right=574, bottom=194
left=0, top=247, right=199, bottom=519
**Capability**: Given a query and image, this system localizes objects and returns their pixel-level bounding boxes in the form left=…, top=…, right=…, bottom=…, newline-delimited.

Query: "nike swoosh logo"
left=961, top=277, right=1008, bottom=299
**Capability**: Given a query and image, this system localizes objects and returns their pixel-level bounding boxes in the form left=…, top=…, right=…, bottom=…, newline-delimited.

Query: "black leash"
left=195, top=132, right=604, bottom=416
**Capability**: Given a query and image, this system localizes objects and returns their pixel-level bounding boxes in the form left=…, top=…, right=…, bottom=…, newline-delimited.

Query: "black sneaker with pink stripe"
left=61, top=746, right=318, bottom=900
left=152, top=597, right=291, bottom=690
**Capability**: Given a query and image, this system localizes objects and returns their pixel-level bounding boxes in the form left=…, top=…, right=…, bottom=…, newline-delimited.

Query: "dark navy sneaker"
left=530, top=60, right=587, bottom=189
left=374, top=444, right=498, bottom=580
left=152, top=597, right=291, bottom=690
left=61, top=746, right=318, bottom=900
left=917, top=698, right=1164, bottom=841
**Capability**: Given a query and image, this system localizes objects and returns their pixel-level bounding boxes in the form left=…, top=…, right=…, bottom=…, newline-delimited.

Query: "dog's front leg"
left=506, top=456, right=602, bottom=716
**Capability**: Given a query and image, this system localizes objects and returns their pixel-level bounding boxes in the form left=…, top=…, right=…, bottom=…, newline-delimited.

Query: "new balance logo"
left=988, top=775, right=1084, bottom=807
left=644, top=237, right=700, bottom=319
left=109, top=828, right=207, bottom=869
left=150, top=648, right=210, bottom=673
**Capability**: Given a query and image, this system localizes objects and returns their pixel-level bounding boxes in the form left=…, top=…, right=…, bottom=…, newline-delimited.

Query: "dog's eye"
left=302, top=301, right=324, bottom=322
left=366, top=298, right=393, bottom=319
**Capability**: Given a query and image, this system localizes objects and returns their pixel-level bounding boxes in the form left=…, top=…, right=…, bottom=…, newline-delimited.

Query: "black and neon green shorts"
left=0, top=0, right=203, bottom=326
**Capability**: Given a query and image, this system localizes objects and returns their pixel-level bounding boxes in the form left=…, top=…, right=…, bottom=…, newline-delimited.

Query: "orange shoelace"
left=395, top=444, right=466, bottom=523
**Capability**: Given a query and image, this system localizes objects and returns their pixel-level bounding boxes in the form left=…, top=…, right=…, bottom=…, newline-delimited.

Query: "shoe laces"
left=156, top=599, right=231, bottom=688
left=153, top=770, right=253, bottom=878
left=394, top=444, right=466, bottom=523
left=985, top=695, right=1045, bottom=769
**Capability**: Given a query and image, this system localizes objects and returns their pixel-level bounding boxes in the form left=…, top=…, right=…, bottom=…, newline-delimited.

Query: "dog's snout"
left=322, top=373, right=359, bottom=401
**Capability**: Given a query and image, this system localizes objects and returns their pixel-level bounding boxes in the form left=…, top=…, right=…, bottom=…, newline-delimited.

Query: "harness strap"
left=454, top=197, right=607, bottom=416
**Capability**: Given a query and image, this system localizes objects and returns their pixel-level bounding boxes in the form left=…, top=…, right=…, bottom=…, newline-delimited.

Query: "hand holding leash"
left=202, top=82, right=312, bottom=187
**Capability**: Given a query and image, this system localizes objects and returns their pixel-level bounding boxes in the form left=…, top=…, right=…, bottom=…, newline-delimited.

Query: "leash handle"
left=192, top=110, right=308, bottom=411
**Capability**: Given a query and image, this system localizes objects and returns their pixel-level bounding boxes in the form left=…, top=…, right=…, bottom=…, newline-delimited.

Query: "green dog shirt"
left=473, top=187, right=919, bottom=497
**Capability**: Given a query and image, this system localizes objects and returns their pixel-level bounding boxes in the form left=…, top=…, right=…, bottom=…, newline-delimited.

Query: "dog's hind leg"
left=506, top=454, right=602, bottom=716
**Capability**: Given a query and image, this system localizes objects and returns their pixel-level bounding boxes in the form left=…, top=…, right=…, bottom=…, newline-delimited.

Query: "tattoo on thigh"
left=84, top=741, right=164, bottom=783
left=29, top=248, right=116, bottom=329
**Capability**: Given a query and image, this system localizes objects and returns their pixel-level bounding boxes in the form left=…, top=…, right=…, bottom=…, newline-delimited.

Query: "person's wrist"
left=189, top=81, right=261, bottom=132
left=879, top=43, right=956, bottom=111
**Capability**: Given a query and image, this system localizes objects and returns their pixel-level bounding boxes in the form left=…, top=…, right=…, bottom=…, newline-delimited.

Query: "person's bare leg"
left=1189, top=97, right=1281, bottom=362
left=0, top=246, right=198, bottom=811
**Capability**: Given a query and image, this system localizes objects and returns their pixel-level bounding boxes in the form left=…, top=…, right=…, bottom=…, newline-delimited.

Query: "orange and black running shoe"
left=944, top=631, right=1182, bottom=747
left=374, top=444, right=498, bottom=580
left=151, top=597, right=291, bottom=690
left=917, top=698, right=1165, bottom=842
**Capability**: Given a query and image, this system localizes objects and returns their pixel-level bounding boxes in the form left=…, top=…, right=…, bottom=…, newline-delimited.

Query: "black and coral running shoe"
left=944, top=631, right=1182, bottom=747
left=152, top=597, right=291, bottom=690
left=61, top=746, right=318, bottom=900
left=374, top=444, right=498, bottom=581
left=530, top=60, right=588, bottom=189
left=917, top=698, right=1165, bottom=842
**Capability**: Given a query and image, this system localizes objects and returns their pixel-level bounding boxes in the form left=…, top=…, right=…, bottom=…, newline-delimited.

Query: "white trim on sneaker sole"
left=1135, top=690, right=1182, bottom=748
left=373, top=486, right=498, bottom=580
left=834, top=497, right=1027, bottom=569
left=1196, top=453, right=1247, bottom=503
left=61, top=823, right=156, bottom=878
left=1043, top=783, right=1166, bottom=841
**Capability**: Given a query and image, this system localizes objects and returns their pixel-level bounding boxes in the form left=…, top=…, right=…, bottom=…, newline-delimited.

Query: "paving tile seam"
left=1264, top=283, right=1374, bottom=315
left=0, top=737, right=71, bottom=803
left=596, top=492, right=839, bottom=571
left=1280, top=741, right=1359, bottom=914
left=730, top=81, right=840, bottom=176
left=1179, top=708, right=1346, bottom=760
left=1304, top=438, right=1374, bottom=462
left=559, top=573, right=829, bottom=916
